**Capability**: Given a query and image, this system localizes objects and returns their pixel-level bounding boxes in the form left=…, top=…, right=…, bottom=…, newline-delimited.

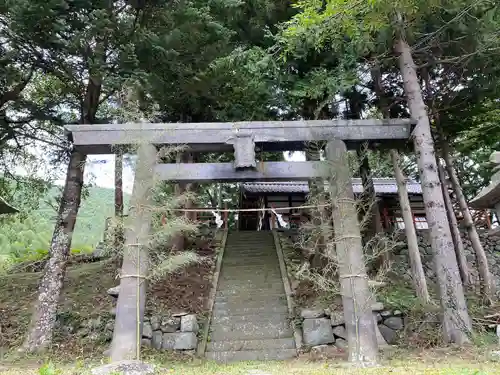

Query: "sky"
left=16, top=149, right=306, bottom=195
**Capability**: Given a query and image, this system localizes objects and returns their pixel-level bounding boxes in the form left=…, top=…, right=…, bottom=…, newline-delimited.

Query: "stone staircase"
left=205, top=231, right=297, bottom=362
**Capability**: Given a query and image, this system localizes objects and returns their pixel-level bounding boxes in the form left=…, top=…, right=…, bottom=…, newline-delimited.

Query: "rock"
left=329, top=311, right=344, bottom=326
left=180, top=314, right=199, bottom=333
left=161, top=317, right=181, bottom=333
left=302, top=318, right=335, bottom=346
left=172, top=311, right=189, bottom=318
left=141, top=338, right=152, bottom=347
left=384, top=317, right=404, bottom=330
left=310, top=344, right=346, bottom=360
left=380, top=310, right=392, bottom=317
left=371, top=302, right=384, bottom=311
left=91, top=360, right=155, bottom=375
left=107, top=286, right=120, bottom=298
left=152, top=330, right=163, bottom=349
left=162, top=332, right=198, bottom=350
left=334, top=338, right=348, bottom=350
left=378, top=325, right=398, bottom=344
left=393, top=310, right=403, bottom=317
left=150, top=316, right=161, bottom=331
left=376, top=313, right=382, bottom=323
left=300, top=308, right=325, bottom=319
left=332, top=325, right=347, bottom=340
left=102, top=348, right=111, bottom=357
left=143, top=322, right=153, bottom=338
left=109, top=308, right=117, bottom=317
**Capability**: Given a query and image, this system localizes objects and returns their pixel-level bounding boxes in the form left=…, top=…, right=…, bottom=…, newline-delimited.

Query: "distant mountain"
left=36, top=185, right=130, bottom=248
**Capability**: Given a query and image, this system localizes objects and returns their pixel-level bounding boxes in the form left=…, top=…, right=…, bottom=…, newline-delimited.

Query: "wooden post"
left=110, top=143, right=157, bottom=361
left=326, top=139, right=378, bottom=365
left=485, top=210, right=491, bottom=229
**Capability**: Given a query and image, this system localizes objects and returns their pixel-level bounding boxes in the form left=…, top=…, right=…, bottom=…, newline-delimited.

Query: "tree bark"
left=397, top=37, right=471, bottom=344
left=115, top=151, right=124, bottom=217
left=110, top=143, right=157, bottom=361
left=356, top=147, right=384, bottom=239
left=441, top=138, right=494, bottom=301
left=326, top=139, right=378, bottom=366
left=391, top=150, right=430, bottom=303
left=21, top=150, right=86, bottom=352
left=437, top=161, right=471, bottom=287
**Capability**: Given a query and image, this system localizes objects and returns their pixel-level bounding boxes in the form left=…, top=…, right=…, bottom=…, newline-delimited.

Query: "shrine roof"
left=242, top=178, right=423, bottom=195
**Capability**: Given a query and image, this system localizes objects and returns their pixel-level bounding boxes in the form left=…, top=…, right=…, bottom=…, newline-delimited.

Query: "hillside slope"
left=35, top=185, right=130, bottom=248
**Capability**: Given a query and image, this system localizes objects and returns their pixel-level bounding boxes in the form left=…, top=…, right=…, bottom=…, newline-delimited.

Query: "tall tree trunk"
left=371, top=65, right=426, bottom=296
left=21, top=150, right=86, bottom=352
left=326, top=139, right=378, bottom=365
left=437, top=161, right=471, bottom=287
left=115, top=151, right=124, bottom=217
left=440, top=137, right=494, bottom=301
left=21, top=68, right=102, bottom=352
left=397, top=37, right=471, bottom=344
left=110, top=143, right=157, bottom=361
left=391, top=150, right=430, bottom=302
left=114, top=151, right=124, bottom=251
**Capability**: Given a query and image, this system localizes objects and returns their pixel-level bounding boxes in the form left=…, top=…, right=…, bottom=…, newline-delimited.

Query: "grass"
left=0, top=260, right=118, bottom=351
left=0, top=356, right=498, bottom=375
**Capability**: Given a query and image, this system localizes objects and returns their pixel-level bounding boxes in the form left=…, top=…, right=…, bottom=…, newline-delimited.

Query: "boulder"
left=142, top=322, right=153, bottom=339
left=162, top=332, right=198, bottom=350
left=91, top=360, right=155, bottom=375
left=150, top=316, right=161, bottom=331
left=161, top=317, right=181, bottom=333
left=141, top=338, right=152, bottom=347
left=332, top=325, right=347, bottom=340
left=380, top=310, right=392, bottom=318
left=180, top=314, right=199, bottom=333
left=152, top=331, right=163, bottom=349
left=107, top=286, right=120, bottom=298
left=384, top=317, right=404, bottom=330
left=378, top=325, right=398, bottom=344
left=302, top=318, right=335, bottom=346
left=300, top=308, right=325, bottom=319
left=329, top=311, right=344, bottom=326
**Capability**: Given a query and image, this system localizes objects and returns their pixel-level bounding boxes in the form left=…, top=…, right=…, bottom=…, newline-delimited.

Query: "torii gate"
left=65, top=119, right=414, bottom=364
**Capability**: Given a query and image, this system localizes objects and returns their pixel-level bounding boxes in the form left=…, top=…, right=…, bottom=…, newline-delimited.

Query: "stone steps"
left=211, top=312, right=290, bottom=324
left=205, top=231, right=296, bottom=362
left=205, top=348, right=297, bottom=362
left=212, top=304, right=289, bottom=316
left=207, top=337, right=295, bottom=352
left=210, top=325, right=294, bottom=341
left=215, top=287, right=285, bottom=297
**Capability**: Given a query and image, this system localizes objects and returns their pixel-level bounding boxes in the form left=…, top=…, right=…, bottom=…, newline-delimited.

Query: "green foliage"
left=38, top=362, right=61, bottom=375
left=0, top=185, right=130, bottom=268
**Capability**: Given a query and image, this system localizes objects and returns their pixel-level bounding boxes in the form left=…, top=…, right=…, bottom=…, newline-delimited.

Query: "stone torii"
left=64, top=119, right=415, bottom=364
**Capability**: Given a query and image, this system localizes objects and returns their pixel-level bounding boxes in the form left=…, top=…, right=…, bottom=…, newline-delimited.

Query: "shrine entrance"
left=65, top=119, right=415, bottom=362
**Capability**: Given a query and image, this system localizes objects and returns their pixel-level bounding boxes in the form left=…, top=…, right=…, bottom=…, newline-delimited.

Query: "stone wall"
left=394, top=230, right=500, bottom=289
left=299, top=303, right=405, bottom=354
left=99, top=285, right=199, bottom=355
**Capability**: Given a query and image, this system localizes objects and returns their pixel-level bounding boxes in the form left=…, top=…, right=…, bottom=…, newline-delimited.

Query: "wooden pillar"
left=325, top=139, right=378, bottom=365
left=110, top=143, right=157, bottom=361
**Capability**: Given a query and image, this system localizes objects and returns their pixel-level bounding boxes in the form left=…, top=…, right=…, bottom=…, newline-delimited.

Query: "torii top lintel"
left=65, top=119, right=416, bottom=154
